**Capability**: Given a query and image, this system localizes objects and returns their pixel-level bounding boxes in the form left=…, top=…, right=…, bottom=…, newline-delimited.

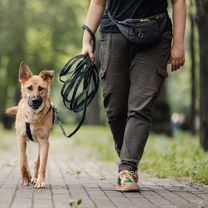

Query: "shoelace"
left=120, top=170, right=136, bottom=181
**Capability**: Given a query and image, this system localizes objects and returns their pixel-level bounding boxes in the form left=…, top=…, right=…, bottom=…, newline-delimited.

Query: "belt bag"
left=108, top=11, right=168, bottom=45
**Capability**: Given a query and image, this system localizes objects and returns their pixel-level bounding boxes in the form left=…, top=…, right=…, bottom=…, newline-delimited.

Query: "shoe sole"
left=116, top=183, right=140, bottom=192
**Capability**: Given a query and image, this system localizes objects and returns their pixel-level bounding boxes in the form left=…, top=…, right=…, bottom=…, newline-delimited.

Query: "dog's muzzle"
left=28, top=96, right=43, bottom=110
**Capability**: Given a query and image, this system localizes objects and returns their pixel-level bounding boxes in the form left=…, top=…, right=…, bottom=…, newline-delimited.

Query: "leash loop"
left=56, top=25, right=99, bottom=138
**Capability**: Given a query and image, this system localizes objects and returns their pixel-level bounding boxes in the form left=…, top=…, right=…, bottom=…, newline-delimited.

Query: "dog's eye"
left=38, top=86, right=44, bottom=91
left=27, top=86, right=33, bottom=91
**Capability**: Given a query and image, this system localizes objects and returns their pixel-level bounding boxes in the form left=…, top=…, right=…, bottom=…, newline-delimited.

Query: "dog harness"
left=25, top=106, right=55, bottom=142
left=25, top=122, right=34, bottom=142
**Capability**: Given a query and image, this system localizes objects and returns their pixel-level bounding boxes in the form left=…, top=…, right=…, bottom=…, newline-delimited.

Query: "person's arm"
left=170, top=0, right=186, bottom=71
left=82, top=0, right=106, bottom=61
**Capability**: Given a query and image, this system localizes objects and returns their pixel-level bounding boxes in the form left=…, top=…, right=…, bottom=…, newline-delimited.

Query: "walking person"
left=82, top=0, right=186, bottom=192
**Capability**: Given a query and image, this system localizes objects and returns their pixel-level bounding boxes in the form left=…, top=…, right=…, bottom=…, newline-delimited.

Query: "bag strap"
left=108, top=11, right=168, bottom=25
left=107, top=11, right=120, bottom=25
left=107, top=11, right=135, bottom=27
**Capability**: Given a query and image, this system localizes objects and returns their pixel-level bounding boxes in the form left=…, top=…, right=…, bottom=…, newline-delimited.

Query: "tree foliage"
left=0, top=0, right=207, bottom=150
left=0, top=0, right=89, bottom=125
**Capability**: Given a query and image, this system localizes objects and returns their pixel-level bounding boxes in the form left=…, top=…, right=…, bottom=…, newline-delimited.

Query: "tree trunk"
left=195, top=1, right=208, bottom=151
left=189, top=0, right=197, bottom=135
left=152, top=89, right=173, bottom=137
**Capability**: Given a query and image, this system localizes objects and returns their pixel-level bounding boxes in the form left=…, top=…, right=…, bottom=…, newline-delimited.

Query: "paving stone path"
left=0, top=135, right=208, bottom=208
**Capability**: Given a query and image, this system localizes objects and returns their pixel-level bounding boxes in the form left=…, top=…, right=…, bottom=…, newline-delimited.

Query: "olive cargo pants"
left=100, top=32, right=172, bottom=172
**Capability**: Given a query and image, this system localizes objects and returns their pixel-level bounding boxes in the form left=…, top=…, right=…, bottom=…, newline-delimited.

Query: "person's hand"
left=82, top=42, right=95, bottom=62
left=169, top=43, right=185, bottom=71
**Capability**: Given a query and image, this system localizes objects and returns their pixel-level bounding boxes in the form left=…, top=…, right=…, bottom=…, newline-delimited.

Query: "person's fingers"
left=89, top=52, right=95, bottom=62
left=82, top=44, right=95, bottom=62
left=181, top=57, right=185, bottom=66
left=176, top=57, right=185, bottom=70
left=170, top=43, right=185, bottom=72
left=178, top=58, right=184, bottom=69
left=172, top=57, right=185, bottom=71
left=82, top=53, right=88, bottom=58
left=175, top=58, right=181, bottom=70
left=171, top=58, right=176, bottom=71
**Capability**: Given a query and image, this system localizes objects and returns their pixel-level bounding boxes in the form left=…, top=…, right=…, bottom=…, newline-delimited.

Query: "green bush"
left=140, top=133, right=208, bottom=184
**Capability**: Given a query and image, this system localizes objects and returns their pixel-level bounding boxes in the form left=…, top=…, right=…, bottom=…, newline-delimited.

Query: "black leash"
left=55, top=25, right=99, bottom=138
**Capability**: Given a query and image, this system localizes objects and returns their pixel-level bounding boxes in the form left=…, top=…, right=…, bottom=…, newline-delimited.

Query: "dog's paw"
left=31, top=177, right=37, bottom=185
left=22, top=178, right=30, bottom=186
left=34, top=179, right=45, bottom=188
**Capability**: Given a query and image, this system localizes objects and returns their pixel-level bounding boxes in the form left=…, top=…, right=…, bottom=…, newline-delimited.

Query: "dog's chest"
left=27, top=124, right=37, bottom=142
left=18, top=124, right=36, bottom=142
left=16, top=104, right=52, bottom=141
left=28, top=125, right=49, bottom=142
left=18, top=123, right=47, bottom=142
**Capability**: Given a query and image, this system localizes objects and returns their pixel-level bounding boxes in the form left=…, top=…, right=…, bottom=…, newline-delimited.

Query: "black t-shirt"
left=100, top=0, right=172, bottom=33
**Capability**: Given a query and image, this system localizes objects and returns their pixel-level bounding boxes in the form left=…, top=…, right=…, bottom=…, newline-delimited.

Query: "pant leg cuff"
left=118, top=161, right=137, bottom=172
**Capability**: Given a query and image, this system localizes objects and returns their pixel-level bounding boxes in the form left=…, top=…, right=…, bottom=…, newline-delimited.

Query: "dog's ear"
left=39, top=70, right=54, bottom=84
left=19, top=62, right=33, bottom=83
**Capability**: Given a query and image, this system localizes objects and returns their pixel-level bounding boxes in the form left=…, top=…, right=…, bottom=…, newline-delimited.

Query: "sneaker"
left=116, top=170, right=140, bottom=192
left=133, top=170, right=139, bottom=183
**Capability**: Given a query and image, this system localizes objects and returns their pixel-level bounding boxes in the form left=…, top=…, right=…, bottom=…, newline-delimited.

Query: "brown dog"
left=6, top=62, right=55, bottom=188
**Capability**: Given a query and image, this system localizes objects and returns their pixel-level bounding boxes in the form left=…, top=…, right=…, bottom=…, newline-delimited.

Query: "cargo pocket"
left=162, top=30, right=173, bottom=43
left=155, top=65, right=168, bottom=97
left=157, top=65, right=168, bottom=79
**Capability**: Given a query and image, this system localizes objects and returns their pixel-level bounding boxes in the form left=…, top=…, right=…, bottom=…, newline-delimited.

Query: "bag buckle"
left=138, top=31, right=144, bottom=39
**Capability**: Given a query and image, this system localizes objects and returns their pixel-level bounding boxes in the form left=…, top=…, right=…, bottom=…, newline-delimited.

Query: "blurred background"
left=0, top=0, right=208, bottom=183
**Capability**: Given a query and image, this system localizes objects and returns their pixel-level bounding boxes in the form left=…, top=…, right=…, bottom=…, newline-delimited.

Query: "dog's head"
left=19, top=62, right=54, bottom=110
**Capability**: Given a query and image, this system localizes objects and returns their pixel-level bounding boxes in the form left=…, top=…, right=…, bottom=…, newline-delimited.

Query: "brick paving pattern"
left=0, top=135, right=208, bottom=208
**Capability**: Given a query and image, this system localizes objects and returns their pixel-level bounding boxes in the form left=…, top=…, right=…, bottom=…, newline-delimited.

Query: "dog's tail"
left=5, top=106, right=18, bottom=115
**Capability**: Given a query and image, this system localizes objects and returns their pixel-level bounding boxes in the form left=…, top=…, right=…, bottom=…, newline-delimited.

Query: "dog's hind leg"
left=18, top=138, right=31, bottom=186
left=35, top=140, right=49, bottom=188
left=31, top=149, right=40, bottom=185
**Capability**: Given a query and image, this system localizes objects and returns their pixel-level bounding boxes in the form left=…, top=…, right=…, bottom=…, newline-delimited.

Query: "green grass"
left=54, top=125, right=208, bottom=185
left=1, top=123, right=208, bottom=184
left=0, top=123, right=15, bottom=151
left=140, top=133, right=208, bottom=184
left=53, top=125, right=116, bottom=161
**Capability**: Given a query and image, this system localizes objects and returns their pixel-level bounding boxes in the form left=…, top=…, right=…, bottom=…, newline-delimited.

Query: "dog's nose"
left=28, top=96, right=43, bottom=109
left=32, top=97, right=41, bottom=104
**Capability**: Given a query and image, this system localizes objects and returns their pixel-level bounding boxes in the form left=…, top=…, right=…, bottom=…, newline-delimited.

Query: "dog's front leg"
left=31, top=149, right=40, bottom=185
left=18, top=138, right=31, bottom=186
left=35, top=140, right=49, bottom=188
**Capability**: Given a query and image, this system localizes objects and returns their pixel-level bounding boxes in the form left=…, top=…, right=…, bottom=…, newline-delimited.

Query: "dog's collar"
left=25, top=105, right=55, bottom=142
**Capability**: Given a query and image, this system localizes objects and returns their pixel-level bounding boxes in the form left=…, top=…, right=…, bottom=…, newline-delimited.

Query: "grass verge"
left=1, top=123, right=208, bottom=185
left=54, top=125, right=208, bottom=185
left=0, top=123, right=15, bottom=151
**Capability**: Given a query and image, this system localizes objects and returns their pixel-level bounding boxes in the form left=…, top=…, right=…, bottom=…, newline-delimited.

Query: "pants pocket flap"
left=157, top=65, right=168, bottom=78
